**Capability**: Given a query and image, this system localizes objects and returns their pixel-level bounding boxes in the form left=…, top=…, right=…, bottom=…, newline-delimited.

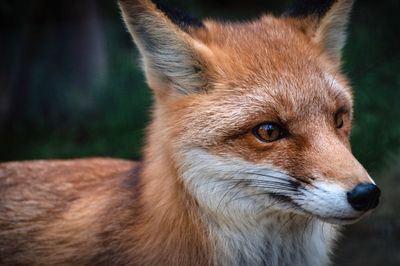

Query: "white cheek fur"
left=179, top=148, right=296, bottom=219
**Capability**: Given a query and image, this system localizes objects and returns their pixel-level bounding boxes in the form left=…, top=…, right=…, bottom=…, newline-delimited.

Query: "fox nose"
left=347, top=183, right=381, bottom=211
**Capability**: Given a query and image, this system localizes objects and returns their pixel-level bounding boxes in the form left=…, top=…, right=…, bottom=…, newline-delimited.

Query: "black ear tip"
left=152, top=0, right=204, bottom=29
left=284, top=0, right=337, bottom=18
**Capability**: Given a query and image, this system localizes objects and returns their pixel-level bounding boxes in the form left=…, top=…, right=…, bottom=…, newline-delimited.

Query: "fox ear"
left=286, top=0, right=354, bottom=65
left=119, top=0, right=208, bottom=95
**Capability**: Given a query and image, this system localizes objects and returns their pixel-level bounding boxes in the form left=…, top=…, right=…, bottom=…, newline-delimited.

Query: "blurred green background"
left=0, top=0, right=399, bottom=265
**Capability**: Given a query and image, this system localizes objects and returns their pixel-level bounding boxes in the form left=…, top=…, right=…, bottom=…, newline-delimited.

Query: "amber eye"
left=253, top=123, right=286, bottom=143
left=335, top=112, right=344, bottom=129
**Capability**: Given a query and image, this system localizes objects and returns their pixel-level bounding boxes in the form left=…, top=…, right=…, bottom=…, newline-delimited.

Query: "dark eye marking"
left=334, top=107, right=349, bottom=129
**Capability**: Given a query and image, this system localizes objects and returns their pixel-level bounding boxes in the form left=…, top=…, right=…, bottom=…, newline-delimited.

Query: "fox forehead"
left=181, top=17, right=352, bottom=105
left=191, top=16, right=350, bottom=90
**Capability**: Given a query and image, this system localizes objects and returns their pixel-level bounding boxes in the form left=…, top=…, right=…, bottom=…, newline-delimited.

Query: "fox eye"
left=253, top=123, right=286, bottom=142
left=335, top=112, right=344, bottom=129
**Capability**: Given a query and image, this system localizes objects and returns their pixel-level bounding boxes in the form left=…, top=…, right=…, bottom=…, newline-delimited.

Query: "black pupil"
left=266, top=124, right=275, bottom=136
left=337, top=115, right=343, bottom=128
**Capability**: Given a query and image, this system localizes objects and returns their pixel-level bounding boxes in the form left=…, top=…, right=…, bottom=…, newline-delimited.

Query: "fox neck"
left=136, top=149, right=212, bottom=265
left=209, top=212, right=338, bottom=266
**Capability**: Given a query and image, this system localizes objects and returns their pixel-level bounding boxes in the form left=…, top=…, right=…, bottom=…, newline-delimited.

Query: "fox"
left=0, top=0, right=381, bottom=265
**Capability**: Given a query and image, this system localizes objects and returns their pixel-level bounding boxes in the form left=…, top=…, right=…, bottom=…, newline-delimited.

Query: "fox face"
left=120, top=0, right=380, bottom=225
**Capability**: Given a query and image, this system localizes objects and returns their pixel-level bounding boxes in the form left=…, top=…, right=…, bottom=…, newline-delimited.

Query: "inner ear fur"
left=119, top=0, right=210, bottom=95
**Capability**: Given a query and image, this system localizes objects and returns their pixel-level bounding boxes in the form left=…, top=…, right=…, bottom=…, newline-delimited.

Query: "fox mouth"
left=302, top=210, right=364, bottom=225
left=269, top=193, right=368, bottom=225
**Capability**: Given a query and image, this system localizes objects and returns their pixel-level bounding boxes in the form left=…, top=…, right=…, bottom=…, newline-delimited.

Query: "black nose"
left=347, top=183, right=381, bottom=211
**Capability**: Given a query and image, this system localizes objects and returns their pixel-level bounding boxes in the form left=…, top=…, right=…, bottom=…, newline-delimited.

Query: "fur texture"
left=0, top=1, right=379, bottom=265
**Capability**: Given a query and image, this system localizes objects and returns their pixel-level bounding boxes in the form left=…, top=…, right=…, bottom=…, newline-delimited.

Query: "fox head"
left=119, top=0, right=380, bottom=225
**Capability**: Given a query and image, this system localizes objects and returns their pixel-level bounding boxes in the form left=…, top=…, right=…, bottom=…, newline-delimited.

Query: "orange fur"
left=0, top=1, right=378, bottom=265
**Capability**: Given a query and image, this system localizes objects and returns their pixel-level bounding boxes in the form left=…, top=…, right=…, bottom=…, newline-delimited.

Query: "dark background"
left=0, top=0, right=399, bottom=265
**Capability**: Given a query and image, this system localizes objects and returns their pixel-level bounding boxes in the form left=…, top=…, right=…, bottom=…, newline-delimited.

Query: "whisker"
left=216, top=180, right=246, bottom=211
left=229, top=192, right=273, bottom=202
left=259, top=198, right=287, bottom=215
left=272, top=213, right=296, bottom=244
left=214, top=169, right=292, bottom=181
left=199, top=178, right=296, bottom=191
